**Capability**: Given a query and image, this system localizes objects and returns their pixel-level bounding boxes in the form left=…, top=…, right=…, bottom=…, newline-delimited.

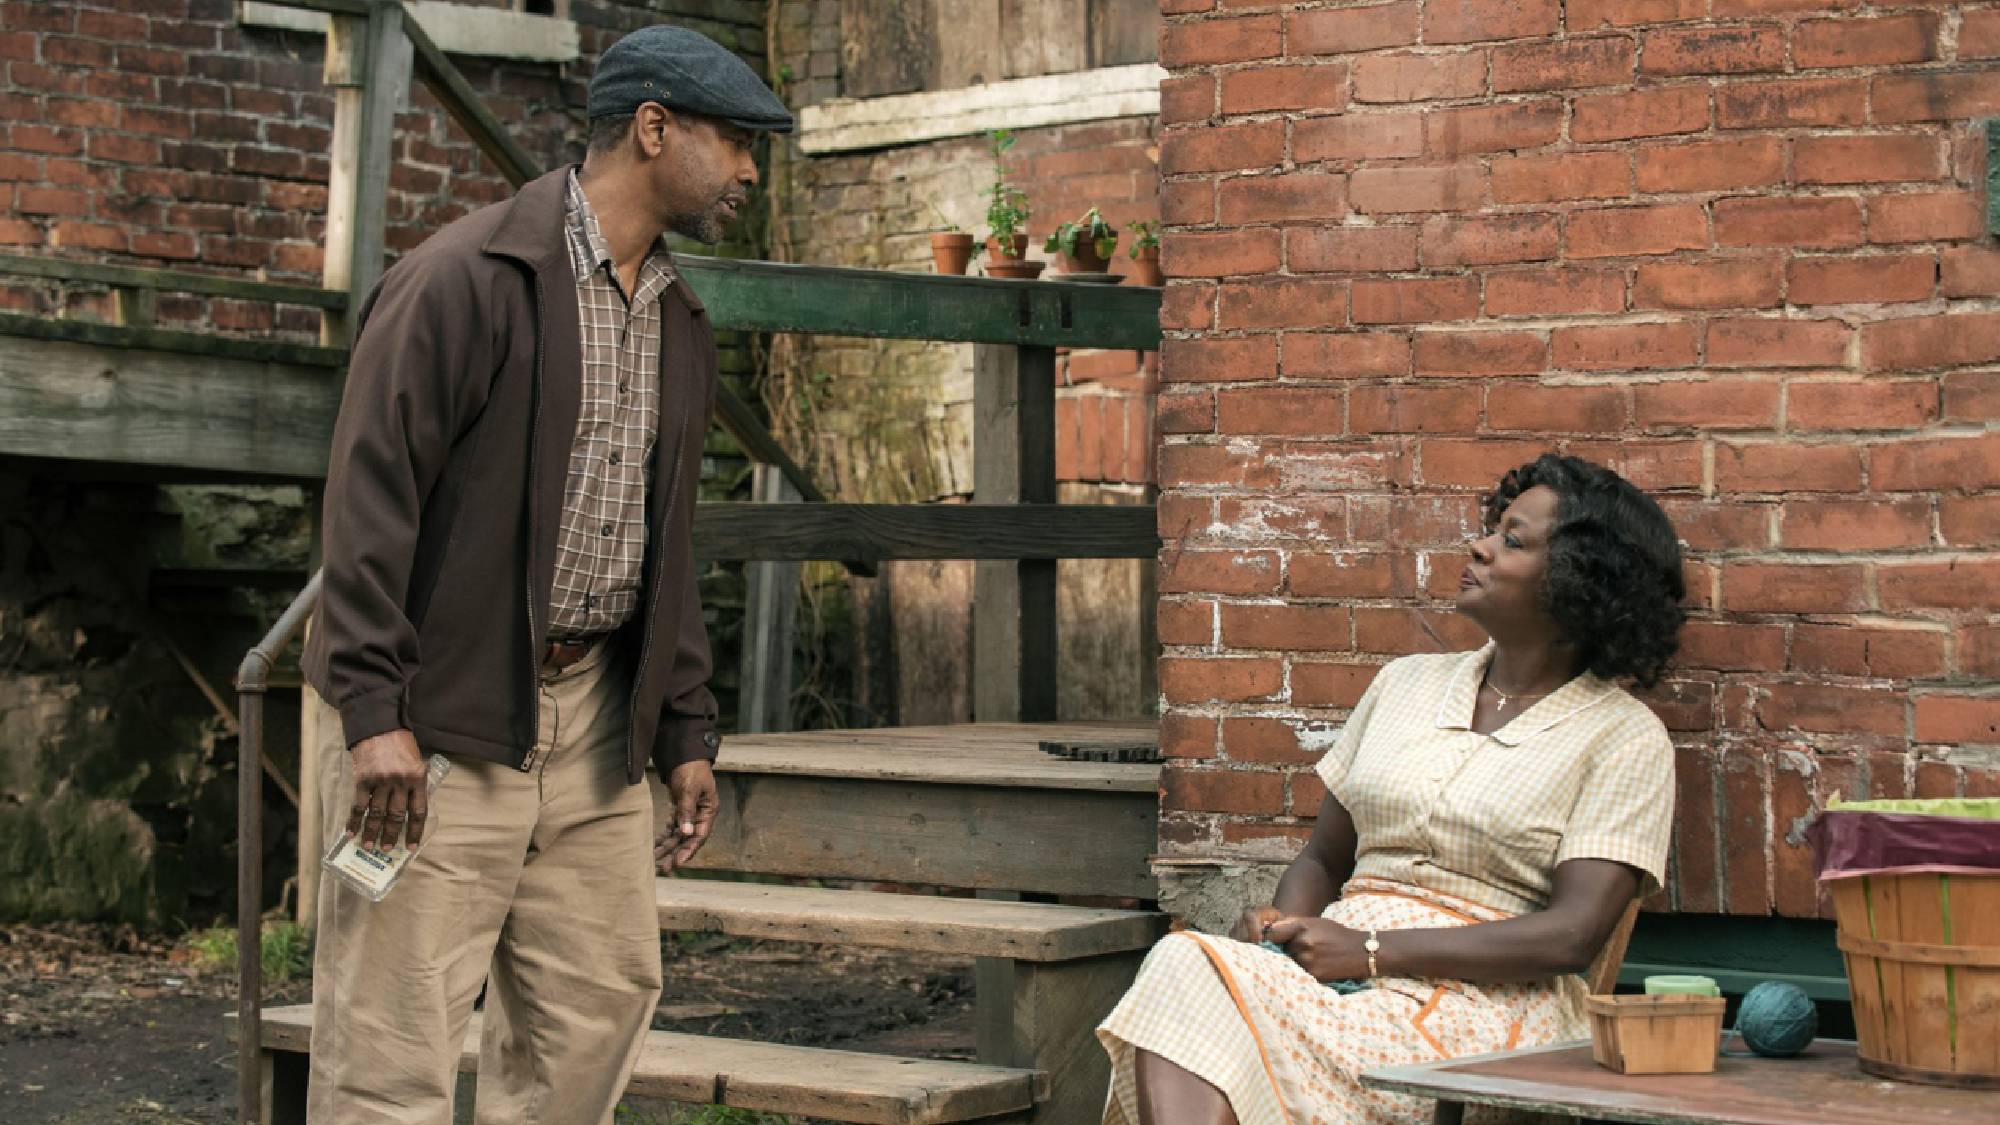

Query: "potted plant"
left=1127, top=219, right=1162, bottom=287
left=929, top=209, right=975, bottom=276
left=1045, top=207, right=1119, bottom=274
left=982, top=129, right=1041, bottom=279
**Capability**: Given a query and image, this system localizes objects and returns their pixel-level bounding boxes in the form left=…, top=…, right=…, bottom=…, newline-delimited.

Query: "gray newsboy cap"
left=587, top=25, right=794, bottom=134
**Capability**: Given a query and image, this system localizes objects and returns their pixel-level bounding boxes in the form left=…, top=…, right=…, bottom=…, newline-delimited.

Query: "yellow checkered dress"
left=1098, top=645, right=1675, bottom=1125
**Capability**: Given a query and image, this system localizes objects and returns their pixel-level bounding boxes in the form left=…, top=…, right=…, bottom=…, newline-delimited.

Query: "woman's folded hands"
left=1263, top=915, right=1372, bottom=983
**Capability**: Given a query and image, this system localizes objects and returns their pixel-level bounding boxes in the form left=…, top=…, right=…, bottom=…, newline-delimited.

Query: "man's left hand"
left=1263, top=916, right=1370, bottom=983
left=655, top=759, right=719, bottom=875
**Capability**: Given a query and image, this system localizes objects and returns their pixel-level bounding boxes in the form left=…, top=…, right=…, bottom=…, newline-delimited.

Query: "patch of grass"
left=181, top=919, right=312, bottom=985
left=615, top=1105, right=791, bottom=1125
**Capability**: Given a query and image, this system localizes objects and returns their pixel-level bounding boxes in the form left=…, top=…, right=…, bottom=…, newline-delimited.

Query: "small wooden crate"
left=1584, top=994, right=1726, bottom=1075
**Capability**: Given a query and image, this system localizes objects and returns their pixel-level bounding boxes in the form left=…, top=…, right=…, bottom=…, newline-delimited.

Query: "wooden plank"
left=1892, top=873, right=1952, bottom=1073
left=321, top=1, right=408, bottom=345
left=0, top=253, right=348, bottom=310
left=652, top=879, right=1163, bottom=961
left=737, top=466, right=800, bottom=733
left=1952, top=874, right=2000, bottom=1077
left=235, top=1007, right=1039, bottom=1125
left=0, top=334, right=338, bottom=479
left=406, top=10, right=542, bottom=189
left=663, top=771, right=1158, bottom=899
left=712, top=721, right=1160, bottom=791
left=693, top=502, right=1158, bottom=562
left=711, top=381, right=832, bottom=504
left=973, top=345, right=1057, bottom=723
left=1361, top=1040, right=2000, bottom=1124
left=675, top=255, right=1165, bottom=351
left=840, top=0, right=933, bottom=99
left=982, top=952, right=1145, bottom=1125
left=1089, top=0, right=1158, bottom=67
left=1001, top=0, right=1087, bottom=78
left=931, top=0, right=1003, bottom=89
left=0, top=312, right=345, bottom=368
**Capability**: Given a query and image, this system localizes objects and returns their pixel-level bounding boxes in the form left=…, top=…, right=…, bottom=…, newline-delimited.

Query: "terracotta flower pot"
left=1061, top=234, right=1115, bottom=275
left=1129, top=244, right=1163, bottom=287
left=985, top=258, right=1046, bottom=280
left=930, top=232, right=974, bottom=275
left=985, top=233, right=1029, bottom=262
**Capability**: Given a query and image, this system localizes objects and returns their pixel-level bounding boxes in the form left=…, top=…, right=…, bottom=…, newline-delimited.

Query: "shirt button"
left=609, top=451, right=622, bottom=466
left=618, top=382, right=627, bottom=394
left=600, top=523, right=613, bottom=537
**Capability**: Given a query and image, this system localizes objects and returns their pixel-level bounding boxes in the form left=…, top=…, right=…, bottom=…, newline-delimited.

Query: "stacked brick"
left=0, top=0, right=764, bottom=339
left=1156, top=0, right=2000, bottom=917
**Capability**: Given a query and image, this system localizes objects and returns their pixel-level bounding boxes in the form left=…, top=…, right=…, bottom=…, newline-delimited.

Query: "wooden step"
left=715, top=721, right=1161, bottom=792
left=658, top=878, right=1166, bottom=962
left=234, top=1005, right=1043, bottom=1125
left=665, top=722, right=1163, bottom=900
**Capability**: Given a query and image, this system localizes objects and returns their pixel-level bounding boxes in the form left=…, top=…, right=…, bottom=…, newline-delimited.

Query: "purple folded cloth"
left=1809, top=809, right=2000, bottom=881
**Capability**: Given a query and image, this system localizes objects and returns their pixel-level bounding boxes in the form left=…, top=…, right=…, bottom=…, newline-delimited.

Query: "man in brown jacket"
left=299, top=26, right=792, bottom=1124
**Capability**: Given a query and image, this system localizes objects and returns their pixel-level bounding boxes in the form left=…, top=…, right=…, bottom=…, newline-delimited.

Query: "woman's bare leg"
left=1134, top=1048, right=1238, bottom=1125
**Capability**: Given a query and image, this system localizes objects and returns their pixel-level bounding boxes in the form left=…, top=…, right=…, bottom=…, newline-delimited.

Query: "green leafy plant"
left=983, top=129, right=1031, bottom=253
left=1127, top=218, right=1161, bottom=257
left=183, top=920, right=313, bottom=986
left=1045, top=207, right=1118, bottom=260
left=614, top=1105, right=791, bottom=1125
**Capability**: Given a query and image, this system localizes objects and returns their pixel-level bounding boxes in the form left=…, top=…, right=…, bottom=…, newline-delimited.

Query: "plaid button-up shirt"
left=547, top=170, right=671, bottom=638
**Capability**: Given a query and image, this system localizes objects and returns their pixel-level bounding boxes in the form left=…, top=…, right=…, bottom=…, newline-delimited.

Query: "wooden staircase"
left=235, top=722, right=1167, bottom=1125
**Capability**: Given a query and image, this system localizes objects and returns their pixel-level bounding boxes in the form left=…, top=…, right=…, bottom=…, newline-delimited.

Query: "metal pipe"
left=235, top=570, right=323, bottom=1125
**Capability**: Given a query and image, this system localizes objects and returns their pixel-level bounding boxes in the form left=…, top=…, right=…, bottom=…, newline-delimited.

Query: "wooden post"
left=978, top=951, right=1146, bottom=1125
left=112, top=285, right=156, bottom=329
left=258, top=1046, right=309, bottom=1125
left=1138, top=484, right=1159, bottom=711
left=737, top=463, right=801, bottom=733
left=972, top=343, right=1057, bottom=723
left=321, top=1, right=409, bottom=346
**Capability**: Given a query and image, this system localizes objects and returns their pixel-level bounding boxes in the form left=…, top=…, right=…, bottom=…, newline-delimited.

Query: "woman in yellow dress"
left=1098, top=454, right=1687, bottom=1125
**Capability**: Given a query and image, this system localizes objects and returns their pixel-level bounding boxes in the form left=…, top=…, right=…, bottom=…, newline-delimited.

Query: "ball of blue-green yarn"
left=1737, top=981, right=1817, bottom=1058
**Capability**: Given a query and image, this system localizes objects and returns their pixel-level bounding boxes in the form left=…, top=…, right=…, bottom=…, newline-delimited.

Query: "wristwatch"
left=1364, top=930, right=1381, bottom=978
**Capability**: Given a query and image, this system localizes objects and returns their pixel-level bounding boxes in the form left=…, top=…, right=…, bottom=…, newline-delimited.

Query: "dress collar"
left=1434, top=643, right=1619, bottom=746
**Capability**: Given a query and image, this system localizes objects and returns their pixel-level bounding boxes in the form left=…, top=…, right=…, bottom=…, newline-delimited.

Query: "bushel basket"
left=1810, top=798, right=2000, bottom=1088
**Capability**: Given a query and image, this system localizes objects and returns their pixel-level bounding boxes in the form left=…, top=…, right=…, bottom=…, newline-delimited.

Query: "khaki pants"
left=305, top=643, right=662, bottom=1125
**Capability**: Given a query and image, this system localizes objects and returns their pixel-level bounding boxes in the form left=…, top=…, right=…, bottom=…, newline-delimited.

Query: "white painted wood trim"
left=237, top=1, right=580, bottom=63
left=798, top=64, right=1164, bottom=156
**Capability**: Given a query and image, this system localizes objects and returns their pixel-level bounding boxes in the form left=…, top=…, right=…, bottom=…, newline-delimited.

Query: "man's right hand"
left=348, top=729, right=429, bottom=851
left=1229, top=904, right=1284, bottom=944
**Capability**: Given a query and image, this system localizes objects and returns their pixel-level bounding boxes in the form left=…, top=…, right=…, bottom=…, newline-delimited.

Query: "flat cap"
left=588, top=25, right=794, bottom=134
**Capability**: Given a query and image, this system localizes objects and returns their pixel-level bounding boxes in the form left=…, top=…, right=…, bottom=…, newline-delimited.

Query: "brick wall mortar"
left=0, top=0, right=766, bottom=339
left=1157, top=0, right=2000, bottom=917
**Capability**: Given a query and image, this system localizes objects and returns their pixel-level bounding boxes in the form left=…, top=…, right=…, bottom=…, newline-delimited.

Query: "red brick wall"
left=0, top=0, right=764, bottom=337
left=1156, top=0, right=2000, bottom=918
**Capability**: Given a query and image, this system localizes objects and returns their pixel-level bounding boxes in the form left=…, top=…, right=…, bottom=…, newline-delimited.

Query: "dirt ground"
left=0, top=923, right=977, bottom=1124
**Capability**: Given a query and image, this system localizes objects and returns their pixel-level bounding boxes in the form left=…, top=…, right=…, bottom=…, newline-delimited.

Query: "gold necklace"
left=1483, top=674, right=1549, bottom=712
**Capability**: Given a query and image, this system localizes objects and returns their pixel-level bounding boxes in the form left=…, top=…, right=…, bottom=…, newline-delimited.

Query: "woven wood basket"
left=1829, top=872, right=2000, bottom=1088
left=1584, top=994, right=1726, bottom=1075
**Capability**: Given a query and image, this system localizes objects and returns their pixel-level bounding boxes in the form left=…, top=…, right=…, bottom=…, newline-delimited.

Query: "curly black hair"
left=1481, top=454, right=1686, bottom=688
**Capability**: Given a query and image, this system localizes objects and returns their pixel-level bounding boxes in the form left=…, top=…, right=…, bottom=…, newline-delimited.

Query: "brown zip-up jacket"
left=302, top=167, right=720, bottom=784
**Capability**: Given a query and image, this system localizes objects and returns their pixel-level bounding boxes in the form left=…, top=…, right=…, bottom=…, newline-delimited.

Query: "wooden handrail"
left=233, top=569, right=323, bottom=1125
left=0, top=252, right=349, bottom=309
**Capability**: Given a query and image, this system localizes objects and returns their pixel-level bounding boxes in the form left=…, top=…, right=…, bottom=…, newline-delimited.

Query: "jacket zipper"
left=627, top=366, right=687, bottom=784
left=521, top=274, right=548, bottom=772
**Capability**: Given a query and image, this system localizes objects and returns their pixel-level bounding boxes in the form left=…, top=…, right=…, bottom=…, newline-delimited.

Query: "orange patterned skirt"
left=1096, top=878, right=1587, bottom=1125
